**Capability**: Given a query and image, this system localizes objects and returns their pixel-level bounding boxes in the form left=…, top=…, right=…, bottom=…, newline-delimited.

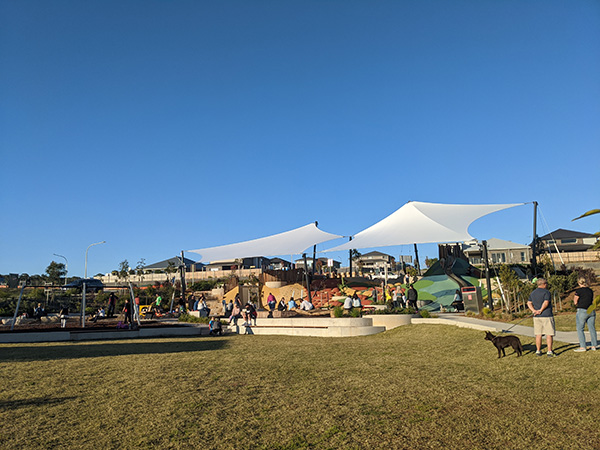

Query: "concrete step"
left=227, top=317, right=386, bottom=337
left=229, top=324, right=386, bottom=337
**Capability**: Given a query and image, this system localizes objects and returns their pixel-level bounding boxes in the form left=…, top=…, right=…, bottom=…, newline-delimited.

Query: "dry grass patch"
left=1, top=325, right=599, bottom=449
left=509, top=313, right=577, bottom=331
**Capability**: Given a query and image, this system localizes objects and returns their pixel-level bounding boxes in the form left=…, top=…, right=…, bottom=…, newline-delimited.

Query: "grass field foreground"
left=1, top=325, right=599, bottom=449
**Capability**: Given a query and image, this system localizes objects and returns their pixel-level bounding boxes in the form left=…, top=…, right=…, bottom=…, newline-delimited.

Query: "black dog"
left=484, top=331, right=523, bottom=358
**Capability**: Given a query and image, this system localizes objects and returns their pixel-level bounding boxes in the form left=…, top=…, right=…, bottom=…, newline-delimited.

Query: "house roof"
left=360, top=251, right=393, bottom=258
left=269, top=257, right=290, bottom=264
left=538, top=228, right=596, bottom=240
left=462, top=238, right=529, bottom=253
left=144, top=257, right=199, bottom=270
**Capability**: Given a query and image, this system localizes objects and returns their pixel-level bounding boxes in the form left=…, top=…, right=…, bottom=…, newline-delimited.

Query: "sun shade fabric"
left=325, top=201, right=524, bottom=252
left=189, top=223, right=342, bottom=262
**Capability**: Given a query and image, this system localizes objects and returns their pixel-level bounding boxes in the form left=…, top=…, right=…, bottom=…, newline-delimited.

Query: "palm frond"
left=572, top=209, right=600, bottom=221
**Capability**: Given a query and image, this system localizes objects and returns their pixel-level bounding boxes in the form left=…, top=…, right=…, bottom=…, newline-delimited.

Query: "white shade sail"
left=325, top=201, right=524, bottom=252
left=189, top=223, right=342, bottom=262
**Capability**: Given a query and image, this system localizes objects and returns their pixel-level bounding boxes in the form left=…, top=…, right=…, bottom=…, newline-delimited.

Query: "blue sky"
left=1, top=1, right=599, bottom=278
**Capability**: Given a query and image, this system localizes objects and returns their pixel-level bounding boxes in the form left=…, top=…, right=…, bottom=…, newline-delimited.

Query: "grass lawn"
left=509, top=313, right=577, bottom=331
left=1, top=325, right=599, bottom=450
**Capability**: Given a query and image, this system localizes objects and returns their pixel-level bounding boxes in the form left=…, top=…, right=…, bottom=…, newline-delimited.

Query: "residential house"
left=461, top=238, right=532, bottom=265
left=537, top=229, right=598, bottom=253
left=294, top=257, right=341, bottom=272
left=353, top=251, right=396, bottom=274
left=204, top=256, right=270, bottom=272
left=143, top=257, right=204, bottom=272
left=268, top=257, right=292, bottom=270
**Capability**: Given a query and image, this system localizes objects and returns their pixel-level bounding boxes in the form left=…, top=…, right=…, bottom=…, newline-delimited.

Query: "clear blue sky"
left=1, top=1, right=599, bottom=278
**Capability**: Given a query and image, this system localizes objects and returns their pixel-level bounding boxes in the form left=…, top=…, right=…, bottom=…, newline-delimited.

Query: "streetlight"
left=82, top=240, right=106, bottom=328
left=85, top=241, right=106, bottom=279
left=53, top=253, right=68, bottom=286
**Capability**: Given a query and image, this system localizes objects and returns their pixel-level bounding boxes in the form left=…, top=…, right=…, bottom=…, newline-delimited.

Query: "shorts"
left=533, top=316, right=555, bottom=336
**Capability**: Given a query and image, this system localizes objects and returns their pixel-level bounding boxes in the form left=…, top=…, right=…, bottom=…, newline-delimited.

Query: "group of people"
left=528, top=276, right=597, bottom=356
left=264, top=292, right=314, bottom=312
left=224, top=294, right=257, bottom=327
left=221, top=292, right=317, bottom=328
left=186, top=294, right=210, bottom=317
left=386, top=285, right=419, bottom=310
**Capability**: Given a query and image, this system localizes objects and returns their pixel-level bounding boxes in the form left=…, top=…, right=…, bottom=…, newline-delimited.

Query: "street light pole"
left=53, top=253, right=68, bottom=285
left=82, top=241, right=106, bottom=327
left=85, top=241, right=106, bottom=279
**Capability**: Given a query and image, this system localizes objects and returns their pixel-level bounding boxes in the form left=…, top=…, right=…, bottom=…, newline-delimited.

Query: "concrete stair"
left=227, top=317, right=386, bottom=337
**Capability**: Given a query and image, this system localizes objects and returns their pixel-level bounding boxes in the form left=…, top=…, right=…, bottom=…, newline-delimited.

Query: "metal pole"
left=302, top=253, right=313, bottom=304
left=180, top=250, right=186, bottom=305
left=53, top=253, right=68, bottom=285
left=413, top=244, right=421, bottom=276
left=129, top=282, right=140, bottom=325
left=81, top=282, right=86, bottom=327
left=531, top=201, right=538, bottom=277
left=85, top=241, right=106, bottom=279
left=348, top=237, right=353, bottom=277
left=10, top=283, right=26, bottom=331
left=482, top=240, right=493, bottom=310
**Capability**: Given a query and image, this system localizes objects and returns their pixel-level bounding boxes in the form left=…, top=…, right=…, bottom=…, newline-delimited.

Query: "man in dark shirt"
left=407, top=285, right=418, bottom=312
left=527, top=278, right=555, bottom=357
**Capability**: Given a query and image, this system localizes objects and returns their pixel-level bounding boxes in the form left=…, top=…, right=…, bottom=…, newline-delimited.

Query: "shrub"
left=178, top=313, right=209, bottom=324
left=365, top=307, right=415, bottom=315
left=482, top=307, right=495, bottom=319
left=350, top=308, right=361, bottom=318
left=333, top=306, right=343, bottom=318
left=189, top=280, right=221, bottom=292
left=419, top=310, right=431, bottom=318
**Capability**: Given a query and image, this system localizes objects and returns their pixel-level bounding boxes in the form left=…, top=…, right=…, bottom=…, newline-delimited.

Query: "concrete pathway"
left=434, top=313, right=591, bottom=346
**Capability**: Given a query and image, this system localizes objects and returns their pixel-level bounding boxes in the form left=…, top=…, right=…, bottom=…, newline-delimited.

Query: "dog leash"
left=500, top=313, right=533, bottom=334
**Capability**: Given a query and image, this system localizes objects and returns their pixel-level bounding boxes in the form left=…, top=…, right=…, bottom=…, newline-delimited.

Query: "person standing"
left=527, top=278, right=555, bottom=357
left=226, top=300, right=234, bottom=318
left=187, top=294, right=195, bottom=312
left=155, top=293, right=162, bottom=313
left=573, top=277, right=597, bottom=352
left=134, top=296, right=140, bottom=322
left=107, top=292, right=117, bottom=317
left=407, top=285, right=418, bottom=311
left=123, top=298, right=132, bottom=325
left=59, top=305, right=69, bottom=328
left=267, top=293, right=276, bottom=312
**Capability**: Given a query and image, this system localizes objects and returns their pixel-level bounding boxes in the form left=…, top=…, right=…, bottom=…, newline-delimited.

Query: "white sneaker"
left=590, top=347, right=597, bottom=351
left=574, top=348, right=587, bottom=353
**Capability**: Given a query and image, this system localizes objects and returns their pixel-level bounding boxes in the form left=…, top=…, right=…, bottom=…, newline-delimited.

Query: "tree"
left=165, top=261, right=177, bottom=283
left=136, top=258, right=146, bottom=283
left=117, top=259, right=130, bottom=283
left=425, top=257, right=439, bottom=268
left=350, top=250, right=363, bottom=276
left=46, top=261, right=66, bottom=285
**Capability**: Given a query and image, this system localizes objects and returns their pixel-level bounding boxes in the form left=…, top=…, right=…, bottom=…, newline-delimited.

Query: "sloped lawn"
left=0, top=325, right=598, bottom=449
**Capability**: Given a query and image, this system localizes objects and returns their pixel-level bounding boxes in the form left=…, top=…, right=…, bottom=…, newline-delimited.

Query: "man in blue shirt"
left=527, top=278, right=555, bottom=357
